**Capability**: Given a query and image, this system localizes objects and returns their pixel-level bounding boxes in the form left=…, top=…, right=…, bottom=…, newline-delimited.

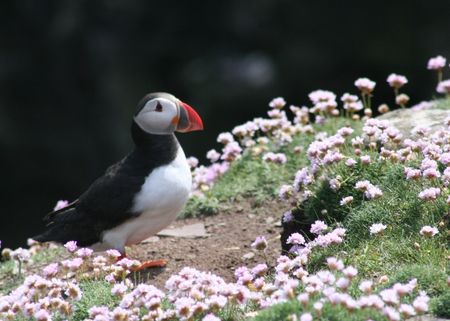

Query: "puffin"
left=33, top=92, right=203, bottom=268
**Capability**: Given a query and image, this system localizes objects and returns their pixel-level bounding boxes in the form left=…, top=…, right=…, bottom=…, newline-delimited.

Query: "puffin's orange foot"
left=132, top=259, right=167, bottom=271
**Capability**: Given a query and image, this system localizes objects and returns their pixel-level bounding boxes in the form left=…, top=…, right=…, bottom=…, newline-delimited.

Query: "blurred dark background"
left=1, top=0, right=450, bottom=248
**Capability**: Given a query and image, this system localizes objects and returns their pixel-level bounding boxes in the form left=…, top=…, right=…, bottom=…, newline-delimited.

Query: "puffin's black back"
left=33, top=122, right=179, bottom=246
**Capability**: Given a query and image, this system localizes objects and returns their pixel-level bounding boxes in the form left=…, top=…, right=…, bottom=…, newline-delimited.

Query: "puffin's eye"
left=155, top=102, right=163, bottom=112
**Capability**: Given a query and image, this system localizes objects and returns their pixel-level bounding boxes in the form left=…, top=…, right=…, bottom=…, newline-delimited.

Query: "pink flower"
left=287, top=233, right=305, bottom=245
left=251, top=263, right=268, bottom=276
left=380, top=288, right=399, bottom=305
left=269, top=97, right=286, bottom=109
left=439, top=152, right=450, bottom=165
left=65, top=283, right=82, bottom=300
left=61, top=257, right=83, bottom=271
left=202, top=314, right=221, bottom=321
left=282, top=211, right=294, bottom=223
left=217, top=132, right=234, bottom=145
left=205, top=295, right=227, bottom=310
left=251, top=236, right=268, bottom=251
left=340, top=196, right=354, bottom=206
left=336, top=277, right=350, bottom=290
left=422, top=167, right=441, bottom=179
left=355, top=77, right=376, bottom=94
left=11, top=247, right=31, bottom=262
left=294, top=168, right=314, bottom=191
left=43, top=263, right=59, bottom=277
left=427, top=55, right=446, bottom=70
left=111, top=283, right=128, bottom=297
left=186, top=156, right=199, bottom=168
left=345, top=158, right=357, bottom=167
left=418, top=187, right=441, bottom=201
left=359, top=280, right=373, bottom=293
left=221, top=141, right=242, bottom=161
left=106, top=249, right=122, bottom=259
left=64, top=240, right=78, bottom=253
left=34, top=309, right=51, bottom=321
left=343, top=266, right=358, bottom=278
left=360, top=155, right=371, bottom=165
left=413, top=292, right=429, bottom=313
left=404, top=167, right=421, bottom=180
left=383, top=306, right=400, bottom=321
left=262, top=152, right=287, bottom=164
left=337, top=127, right=354, bottom=137
left=326, top=257, right=344, bottom=271
left=399, top=304, right=416, bottom=317
left=365, top=185, right=383, bottom=199
left=387, top=73, right=408, bottom=88
left=341, top=93, right=359, bottom=103
left=308, top=90, right=336, bottom=104
left=419, top=226, right=439, bottom=237
left=54, top=200, right=69, bottom=211
left=310, top=220, right=328, bottom=235
left=344, top=100, right=364, bottom=112
left=279, top=185, right=293, bottom=200
left=329, top=178, right=341, bottom=191
left=437, top=79, right=450, bottom=94
left=76, top=247, right=93, bottom=258
left=300, top=313, right=313, bottom=321
left=206, top=149, right=221, bottom=163
left=370, top=223, right=387, bottom=235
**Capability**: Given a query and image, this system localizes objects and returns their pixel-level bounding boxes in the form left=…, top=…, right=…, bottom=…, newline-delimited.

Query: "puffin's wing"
left=44, top=157, right=145, bottom=228
left=35, top=158, right=146, bottom=245
left=75, top=169, right=143, bottom=223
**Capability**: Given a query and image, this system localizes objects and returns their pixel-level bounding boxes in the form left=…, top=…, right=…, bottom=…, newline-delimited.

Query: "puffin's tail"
left=32, top=208, right=98, bottom=247
left=32, top=207, right=77, bottom=244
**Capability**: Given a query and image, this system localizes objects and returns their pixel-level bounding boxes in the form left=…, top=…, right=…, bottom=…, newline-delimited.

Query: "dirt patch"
left=127, top=199, right=288, bottom=289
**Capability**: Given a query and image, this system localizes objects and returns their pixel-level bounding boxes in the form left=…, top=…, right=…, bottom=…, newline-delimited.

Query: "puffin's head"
left=134, top=92, right=203, bottom=135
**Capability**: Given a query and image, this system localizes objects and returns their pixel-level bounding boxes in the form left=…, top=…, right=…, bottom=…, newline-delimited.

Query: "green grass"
left=72, top=280, right=118, bottom=321
left=0, top=259, right=21, bottom=294
left=434, top=97, right=450, bottom=110
left=431, top=288, right=450, bottom=318
left=294, top=153, right=449, bottom=275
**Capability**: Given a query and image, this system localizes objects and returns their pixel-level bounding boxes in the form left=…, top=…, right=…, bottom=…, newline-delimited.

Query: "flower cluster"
left=427, top=55, right=450, bottom=95
left=387, top=73, right=409, bottom=107
left=0, top=233, right=433, bottom=321
left=188, top=55, right=450, bottom=198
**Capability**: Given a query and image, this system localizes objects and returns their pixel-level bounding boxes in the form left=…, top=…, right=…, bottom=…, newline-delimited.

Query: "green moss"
left=387, top=264, right=448, bottom=297
left=431, top=289, right=450, bottom=318
left=72, top=280, right=118, bottom=321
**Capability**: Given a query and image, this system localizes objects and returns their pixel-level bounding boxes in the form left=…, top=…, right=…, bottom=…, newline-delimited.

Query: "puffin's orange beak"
left=176, top=101, right=204, bottom=132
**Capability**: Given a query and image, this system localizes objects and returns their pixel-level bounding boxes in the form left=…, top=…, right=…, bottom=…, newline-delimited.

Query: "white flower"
left=370, top=223, right=387, bottom=235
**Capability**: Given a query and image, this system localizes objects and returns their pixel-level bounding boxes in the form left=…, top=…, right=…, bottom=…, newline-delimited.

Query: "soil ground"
left=128, top=199, right=287, bottom=289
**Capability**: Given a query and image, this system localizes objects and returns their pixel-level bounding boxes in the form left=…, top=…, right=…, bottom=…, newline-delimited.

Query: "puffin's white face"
left=134, top=97, right=180, bottom=135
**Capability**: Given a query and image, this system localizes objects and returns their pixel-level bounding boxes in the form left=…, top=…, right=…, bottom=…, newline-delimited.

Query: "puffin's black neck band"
left=130, top=121, right=179, bottom=168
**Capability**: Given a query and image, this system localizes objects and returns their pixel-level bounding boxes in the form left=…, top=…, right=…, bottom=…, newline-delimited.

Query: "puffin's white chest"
left=100, top=147, right=191, bottom=250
